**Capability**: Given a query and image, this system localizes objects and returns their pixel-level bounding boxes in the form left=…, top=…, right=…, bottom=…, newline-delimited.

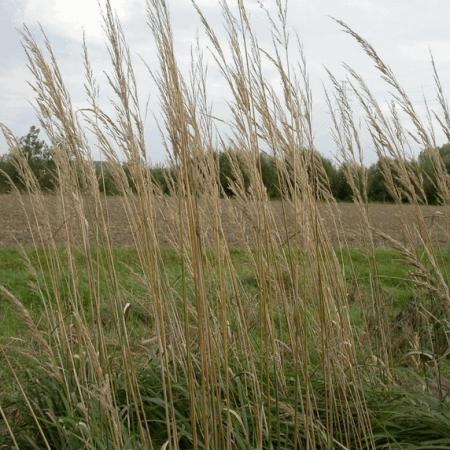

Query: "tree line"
left=1, top=126, right=450, bottom=204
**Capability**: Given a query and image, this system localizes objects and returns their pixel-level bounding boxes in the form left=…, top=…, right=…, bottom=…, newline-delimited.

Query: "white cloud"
left=399, top=41, right=450, bottom=64
left=16, top=0, right=143, bottom=42
left=3, top=0, right=450, bottom=162
left=0, top=64, right=37, bottom=154
left=0, top=65, right=33, bottom=123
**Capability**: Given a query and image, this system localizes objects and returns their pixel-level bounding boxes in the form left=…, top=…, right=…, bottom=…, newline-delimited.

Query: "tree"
left=418, top=144, right=450, bottom=204
left=217, top=149, right=251, bottom=197
left=333, top=163, right=353, bottom=201
left=320, top=156, right=339, bottom=198
left=367, top=161, right=392, bottom=202
left=259, top=152, right=280, bottom=198
left=0, top=155, right=12, bottom=193
left=19, top=126, right=51, bottom=163
left=0, top=126, right=55, bottom=192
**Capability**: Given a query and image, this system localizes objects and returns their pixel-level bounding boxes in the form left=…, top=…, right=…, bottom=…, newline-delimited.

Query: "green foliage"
left=96, top=161, right=119, bottom=195
left=3, top=127, right=450, bottom=203
left=418, top=144, right=450, bottom=204
left=2, top=248, right=450, bottom=449
left=150, top=165, right=172, bottom=194
left=368, top=161, right=393, bottom=202
left=334, top=163, right=354, bottom=201
left=259, top=152, right=280, bottom=198
left=216, top=149, right=250, bottom=197
left=0, top=126, right=55, bottom=192
left=217, top=150, right=235, bottom=196
left=0, top=158, right=13, bottom=193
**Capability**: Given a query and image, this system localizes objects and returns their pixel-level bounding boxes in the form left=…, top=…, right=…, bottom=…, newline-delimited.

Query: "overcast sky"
left=2, top=0, right=450, bottom=164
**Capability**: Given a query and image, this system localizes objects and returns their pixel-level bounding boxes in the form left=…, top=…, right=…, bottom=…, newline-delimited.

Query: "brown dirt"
left=0, top=194, right=449, bottom=248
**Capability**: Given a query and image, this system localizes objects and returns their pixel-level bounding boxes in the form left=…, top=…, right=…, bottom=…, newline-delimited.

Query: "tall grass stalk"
left=1, top=1, right=450, bottom=448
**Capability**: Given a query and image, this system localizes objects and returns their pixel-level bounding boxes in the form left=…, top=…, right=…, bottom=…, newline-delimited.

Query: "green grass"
left=2, top=247, right=450, bottom=448
left=1, top=246, right=448, bottom=339
left=340, top=248, right=412, bottom=304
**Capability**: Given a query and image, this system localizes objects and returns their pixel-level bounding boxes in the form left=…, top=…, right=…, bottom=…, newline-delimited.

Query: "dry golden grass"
left=1, top=0, right=450, bottom=448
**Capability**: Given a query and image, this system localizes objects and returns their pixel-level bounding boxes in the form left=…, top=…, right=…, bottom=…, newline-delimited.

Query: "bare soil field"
left=0, top=194, right=449, bottom=248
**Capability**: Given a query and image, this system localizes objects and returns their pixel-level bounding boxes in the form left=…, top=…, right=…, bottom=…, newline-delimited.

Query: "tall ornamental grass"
left=1, top=1, right=450, bottom=448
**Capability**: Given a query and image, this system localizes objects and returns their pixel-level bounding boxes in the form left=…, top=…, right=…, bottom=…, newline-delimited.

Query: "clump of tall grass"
left=1, top=0, right=450, bottom=448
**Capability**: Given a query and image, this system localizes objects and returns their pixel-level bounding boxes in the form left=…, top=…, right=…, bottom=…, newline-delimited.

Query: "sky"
left=2, top=0, right=450, bottom=164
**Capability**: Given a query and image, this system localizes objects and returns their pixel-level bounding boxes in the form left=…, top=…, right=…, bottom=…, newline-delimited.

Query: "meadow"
left=2, top=243, right=450, bottom=448
left=1, top=0, right=450, bottom=448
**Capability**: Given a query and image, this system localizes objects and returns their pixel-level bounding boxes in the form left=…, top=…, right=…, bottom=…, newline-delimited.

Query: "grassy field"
left=2, top=245, right=450, bottom=447
left=0, top=246, right=424, bottom=336
left=2, top=0, right=450, bottom=448
left=0, top=246, right=410, bottom=337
